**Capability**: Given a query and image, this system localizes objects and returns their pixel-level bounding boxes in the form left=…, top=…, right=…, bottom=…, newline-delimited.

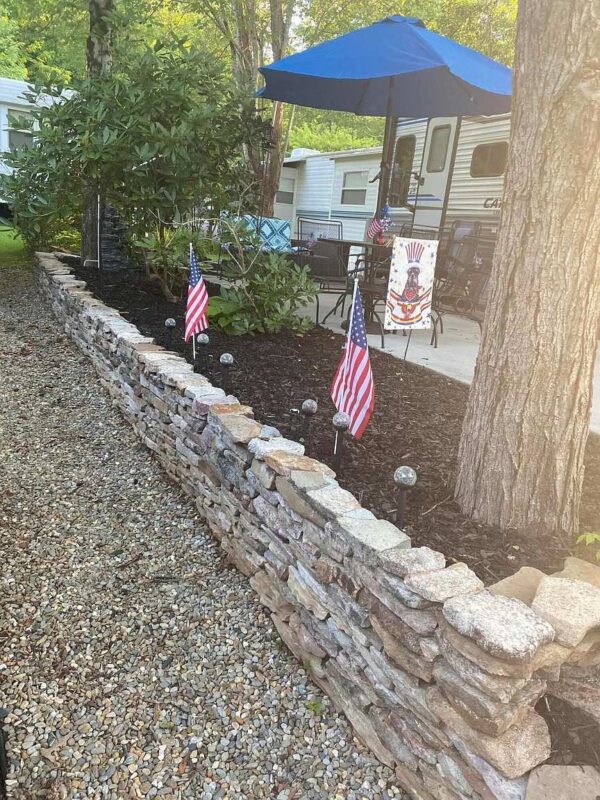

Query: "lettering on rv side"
left=483, top=197, right=502, bottom=209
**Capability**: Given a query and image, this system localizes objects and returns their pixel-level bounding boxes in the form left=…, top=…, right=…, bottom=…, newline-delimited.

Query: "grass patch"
left=0, top=228, right=28, bottom=267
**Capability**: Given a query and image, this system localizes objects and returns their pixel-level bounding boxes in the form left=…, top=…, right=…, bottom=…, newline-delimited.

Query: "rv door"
left=412, top=118, right=459, bottom=231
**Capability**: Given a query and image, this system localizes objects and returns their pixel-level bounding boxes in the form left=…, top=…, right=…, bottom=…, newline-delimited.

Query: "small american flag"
left=367, top=216, right=384, bottom=240
left=330, top=283, right=375, bottom=439
left=185, top=244, right=208, bottom=342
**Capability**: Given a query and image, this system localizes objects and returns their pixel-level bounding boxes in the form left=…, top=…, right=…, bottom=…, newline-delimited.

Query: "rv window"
left=470, top=142, right=508, bottom=178
left=276, top=177, right=295, bottom=205
left=341, top=171, right=368, bottom=205
left=426, top=125, right=451, bottom=173
left=389, top=135, right=416, bottom=207
left=8, top=110, right=34, bottom=151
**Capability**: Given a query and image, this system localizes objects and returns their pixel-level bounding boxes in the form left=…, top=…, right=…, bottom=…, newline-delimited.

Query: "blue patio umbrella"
left=259, top=15, right=511, bottom=215
left=259, top=15, right=511, bottom=118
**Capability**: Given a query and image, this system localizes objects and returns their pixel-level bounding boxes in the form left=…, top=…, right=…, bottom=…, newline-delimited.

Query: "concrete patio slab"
left=302, top=293, right=600, bottom=435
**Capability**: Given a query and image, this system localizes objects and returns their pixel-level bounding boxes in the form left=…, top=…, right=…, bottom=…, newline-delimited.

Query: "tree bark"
left=82, top=0, right=113, bottom=265
left=455, top=0, right=600, bottom=537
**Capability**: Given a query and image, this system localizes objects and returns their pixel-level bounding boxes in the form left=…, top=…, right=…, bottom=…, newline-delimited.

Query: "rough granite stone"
left=331, top=516, right=411, bottom=563
left=361, top=586, right=439, bottom=636
left=404, top=562, right=484, bottom=602
left=371, top=616, right=434, bottom=681
left=367, top=595, right=424, bottom=654
left=248, top=437, right=304, bottom=460
left=553, top=556, right=600, bottom=589
left=378, top=545, right=446, bottom=578
left=525, top=765, right=600, bottom=800
left=427, top=688, right=551, bottom=779
left=287, top=565, right=329, bottom=620
left=275, top=476, right=327, bottom=527
left=437, top=619, right=569, bottom=679
left=489, top=567, right=545, bottom=606
left=531, top=575, right=600, bottom=646
left=305, top=484, right=362, bottom=520
left=443, top=591, right=555, bottom=663
left=378, top=570, right=433, bottom=609
left=447, top=730, right=528, bottom=800
left=216, top=413, right=263, bottom=445
left=436, top=628, right=531, bottom=702
left=433, top=661, right=546, bottom=735
left=249, top=458, right=276, bottom=490
left=264, top=450, right=335, bottom=478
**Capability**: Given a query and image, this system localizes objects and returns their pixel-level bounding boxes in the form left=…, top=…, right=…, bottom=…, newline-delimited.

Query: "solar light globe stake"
left=164, top=318, right=176, bottom=351
left=195, top=333, right=209, bottom=374
left=332, top=411, right=350, bottom=473
left=301, top=399, right=318, bottom=456
left=220, top=352, right=234, bottom=395
left=394, top=465, right=417, bottom=529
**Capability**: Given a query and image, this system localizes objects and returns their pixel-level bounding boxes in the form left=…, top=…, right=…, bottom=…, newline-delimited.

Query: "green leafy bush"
left=207, top=251, right=316, bottom=335
left=1, top=38, right=261, bottom=252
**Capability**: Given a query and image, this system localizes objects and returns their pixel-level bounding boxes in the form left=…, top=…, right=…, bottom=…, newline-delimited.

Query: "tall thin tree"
left=81, top=0, right=114, bottom=266
left=456, top=0, right=600, bottom=536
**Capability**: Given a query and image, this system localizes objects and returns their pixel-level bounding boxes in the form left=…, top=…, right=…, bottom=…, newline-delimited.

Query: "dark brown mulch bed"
left=70, top=263, right=600, bottom=769
left=72, top=264, right=600, bottom=584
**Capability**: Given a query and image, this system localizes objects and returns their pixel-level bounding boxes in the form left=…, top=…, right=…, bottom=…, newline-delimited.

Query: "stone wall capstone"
left=35, top=253, right=600, bottom=800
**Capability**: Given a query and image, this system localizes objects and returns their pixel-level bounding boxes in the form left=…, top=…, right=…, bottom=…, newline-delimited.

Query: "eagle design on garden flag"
left=385, top=237, right=437, bottom=329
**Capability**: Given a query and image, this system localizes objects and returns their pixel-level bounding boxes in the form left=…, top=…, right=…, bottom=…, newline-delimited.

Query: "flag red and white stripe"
left=185, top=244, right=208, bottom=342
left=330, top=281, right=375, bottom=439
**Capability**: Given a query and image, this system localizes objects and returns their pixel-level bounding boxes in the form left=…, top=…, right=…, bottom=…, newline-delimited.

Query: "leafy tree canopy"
left=1, top=39, right=260, bottom=248
left=0, top=15, right=28, bottom=80
left=1, top=0, right=516, bottom=154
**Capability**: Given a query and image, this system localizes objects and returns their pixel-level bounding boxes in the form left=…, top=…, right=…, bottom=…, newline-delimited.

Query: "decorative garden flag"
left=185, top=244, right=209, bottom=342
left=385, top=237, right=438, bottom=329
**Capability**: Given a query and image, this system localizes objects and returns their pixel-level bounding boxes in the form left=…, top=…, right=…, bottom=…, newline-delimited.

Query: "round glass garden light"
left=197, top=333, right=210, bottom=346
left=394, top=466, right=417, bottom=528
left=301, top=399, right=318, bottom=417
left=220, top=352, right=234, bottom=366
left=332, top=411, right=351, bottom=431
left=394, top=465, right=418, bottom=488
left=164, top=318, right=176, bottom=328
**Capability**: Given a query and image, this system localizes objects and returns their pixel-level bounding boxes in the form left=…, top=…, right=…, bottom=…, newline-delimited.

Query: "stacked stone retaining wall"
left=36, top=253, right=600, bottom=800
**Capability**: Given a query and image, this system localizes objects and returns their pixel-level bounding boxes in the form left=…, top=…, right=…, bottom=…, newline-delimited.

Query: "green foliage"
left=0, top=15, right=28, bottom=80
left=305, top=699, right=326, bottom=715
left=1, top=39, right=261, bottom=252
left=50, top=226, right=82, bottom=253
left=289, top=117, right=383, bottom=153
left=576, top=532, right=600, bottom=561
left=207, top=250, right=316, bottom=335
left=133, top=227, right=214, bottom=300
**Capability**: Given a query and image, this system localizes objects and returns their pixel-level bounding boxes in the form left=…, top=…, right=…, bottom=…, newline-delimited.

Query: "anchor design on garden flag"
left=385, top=237, right=436, bottom=329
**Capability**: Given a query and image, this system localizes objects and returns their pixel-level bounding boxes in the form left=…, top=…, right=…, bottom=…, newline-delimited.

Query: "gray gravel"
left=0, top=264, right=403, bottom=800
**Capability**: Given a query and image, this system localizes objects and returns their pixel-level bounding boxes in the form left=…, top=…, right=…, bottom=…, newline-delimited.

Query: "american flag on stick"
left=330, top=280, right=375, bottom=439
left=185, top=243, right=208, bottom=343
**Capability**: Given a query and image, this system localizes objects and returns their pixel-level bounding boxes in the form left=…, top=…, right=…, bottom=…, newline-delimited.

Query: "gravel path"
left=0, top=264, right=402, bottom=800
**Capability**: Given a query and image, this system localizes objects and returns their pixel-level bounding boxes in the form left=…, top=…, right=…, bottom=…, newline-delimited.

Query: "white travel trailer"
left=0, top=76, right=65, bottom=209
left=275, top=114, right=510, bottom=238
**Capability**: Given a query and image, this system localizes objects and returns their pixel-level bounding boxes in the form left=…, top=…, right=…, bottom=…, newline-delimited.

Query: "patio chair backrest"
left=241, top=214, right=292, bottom=253
left=297, top=217, right=343, bottom=244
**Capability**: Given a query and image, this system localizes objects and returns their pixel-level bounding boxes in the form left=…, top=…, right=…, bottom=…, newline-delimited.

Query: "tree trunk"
left=261, top=100, right=285, bottom=217
left=81, top=0, right=113, bottom=266
left=455, top=0, right=600, bottom=537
